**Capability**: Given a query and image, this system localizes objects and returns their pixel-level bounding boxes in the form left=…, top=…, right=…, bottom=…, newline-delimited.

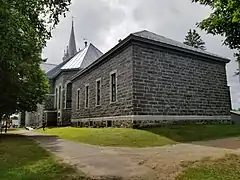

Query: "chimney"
left=118, top=39, right=122, bottom=43
left=84, top=41, right=88, bottom=48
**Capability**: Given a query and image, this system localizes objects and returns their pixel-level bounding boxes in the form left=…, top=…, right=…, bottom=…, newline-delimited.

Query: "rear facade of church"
left=70, top=31, right=231, bottom=128
left=23, top=21, right=231, bottom=128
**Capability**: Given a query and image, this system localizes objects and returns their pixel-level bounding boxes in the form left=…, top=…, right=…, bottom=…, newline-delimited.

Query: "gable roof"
left=46, top=59, right=70, bottom=79
left=71, top=30, right=231, bottom=82
left=40, top=63, right=57, bottom=73
left=133, top=30, right=230, bottom=63
left=61, top=43, right=103, bottom=70
left=46, top=43, right=103, bottom=79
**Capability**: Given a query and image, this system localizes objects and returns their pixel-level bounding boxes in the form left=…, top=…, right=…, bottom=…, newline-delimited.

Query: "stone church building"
left=24, top=21, right=232, bottom=128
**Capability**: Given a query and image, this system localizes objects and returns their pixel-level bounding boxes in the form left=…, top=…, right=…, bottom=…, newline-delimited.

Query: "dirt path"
left=15, top=130, right=240, bottom=180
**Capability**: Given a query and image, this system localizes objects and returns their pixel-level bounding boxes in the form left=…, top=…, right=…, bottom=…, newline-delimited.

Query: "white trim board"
left=132, top=115, right=232, bottom=121
left=71, top=115, right=231, bottom=122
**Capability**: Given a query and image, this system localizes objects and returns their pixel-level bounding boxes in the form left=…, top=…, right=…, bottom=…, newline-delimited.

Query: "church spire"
left=68, top=17, right=77, bottom=57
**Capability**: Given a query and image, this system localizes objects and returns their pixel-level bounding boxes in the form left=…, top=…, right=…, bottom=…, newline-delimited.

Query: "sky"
left=43, top=0, right=240, bottom=109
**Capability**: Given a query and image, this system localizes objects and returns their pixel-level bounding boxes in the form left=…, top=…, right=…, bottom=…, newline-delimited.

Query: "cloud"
left=43, top=0, right=240, bottom=108
left=43, top=0, right=125, bottom=63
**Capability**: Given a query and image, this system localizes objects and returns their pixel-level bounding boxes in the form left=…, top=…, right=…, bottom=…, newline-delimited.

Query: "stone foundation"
left=71, top=115, right=232, bottom=128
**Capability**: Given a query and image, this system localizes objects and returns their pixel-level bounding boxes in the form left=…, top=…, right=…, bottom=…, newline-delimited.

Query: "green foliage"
left=192, top=0, right=240, bottom=57
left=183, top=29, right=206, bottom=50
left=0, top=0, right=71, bottom=117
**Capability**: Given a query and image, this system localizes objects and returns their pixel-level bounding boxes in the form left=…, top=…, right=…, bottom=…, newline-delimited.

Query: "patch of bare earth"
left=115, top=143, right=239, bottom=180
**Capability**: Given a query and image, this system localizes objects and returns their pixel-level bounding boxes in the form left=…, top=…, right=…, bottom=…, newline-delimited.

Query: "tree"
left=191, top=0, right=240, bottom=57
left=0, top=0, right=71, bottom=121
left=183, top=29, right=206, bottom=50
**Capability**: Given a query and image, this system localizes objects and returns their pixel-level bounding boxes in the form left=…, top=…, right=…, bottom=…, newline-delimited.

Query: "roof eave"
left=131, top=35, right=230, bottom=63
left=70, top=33, right=230, bottom=83
left=48, top=68, right=80, bottom=80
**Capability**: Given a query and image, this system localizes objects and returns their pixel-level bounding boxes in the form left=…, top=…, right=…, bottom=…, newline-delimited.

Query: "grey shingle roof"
left=46, top=59, right=70, bottom=78
left=71, top=30, right=230, bottom=82
left=46, top=43, right=103, bottom=79
left=132, top=30, right=230, bottom=62
left=40, top=63, right=57, bottom=73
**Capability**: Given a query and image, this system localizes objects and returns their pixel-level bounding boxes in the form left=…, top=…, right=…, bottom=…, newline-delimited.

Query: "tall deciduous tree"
left=191, top=0, right=240, bottom=57
left=0, top=0, right=71, bottom=121
left=183, top=29, right=206, bottom=50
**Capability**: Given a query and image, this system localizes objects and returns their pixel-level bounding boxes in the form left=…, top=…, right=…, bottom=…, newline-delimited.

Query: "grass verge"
left=37, top=125, right=240, bottom=147
left=37, top=127, right=175, bottom=147
left=177, top=154, right=240, bottom=180
left=0, top=134, right=87, bottom=180
left=6, top=128, right=24, bottom=131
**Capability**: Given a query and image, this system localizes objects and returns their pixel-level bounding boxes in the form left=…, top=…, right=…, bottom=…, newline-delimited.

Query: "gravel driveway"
left=15, top=130, right=240, bottom=180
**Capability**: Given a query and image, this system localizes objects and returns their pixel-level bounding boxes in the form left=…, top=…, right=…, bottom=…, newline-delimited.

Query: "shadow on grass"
left=0, top=134, right=124, bottom=180
left=142, top=124, right=240, bottom=147
left=0, top=134, right=89, bottom=180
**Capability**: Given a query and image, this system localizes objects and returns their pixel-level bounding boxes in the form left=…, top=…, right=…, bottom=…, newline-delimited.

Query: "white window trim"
left=55, top=87, right=58, bottom=109
left=58, top=84, right=62, bottom=110
left=96, top=78, right=101, bottom=106
left=64, top=81, right=72, bottom=109
left=109, top=70, right=117, bottom=104
left=76, top=88, right=80, bottom=110
left=85, top=83, right=90, bottom=108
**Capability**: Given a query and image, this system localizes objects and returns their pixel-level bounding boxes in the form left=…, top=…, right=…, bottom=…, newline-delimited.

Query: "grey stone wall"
left=44, top=94, right=55, bottom=110
left=71, top=45, right=133, bottom=120
left=53, top=70, right=78, bottom=125
left=132, top=42, right=231, bottom=116
left=25, top=104, right=44, bottom=127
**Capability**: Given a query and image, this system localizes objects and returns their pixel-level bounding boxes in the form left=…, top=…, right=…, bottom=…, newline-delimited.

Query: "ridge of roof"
left=41, top=62, right=57, bottom=66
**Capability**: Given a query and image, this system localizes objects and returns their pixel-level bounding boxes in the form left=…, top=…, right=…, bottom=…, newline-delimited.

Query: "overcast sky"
left=43, top=0, right=240, bottom=108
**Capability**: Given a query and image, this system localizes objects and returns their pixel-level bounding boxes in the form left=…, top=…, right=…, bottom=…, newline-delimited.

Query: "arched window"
left=66, top=83, right=72, bottom=109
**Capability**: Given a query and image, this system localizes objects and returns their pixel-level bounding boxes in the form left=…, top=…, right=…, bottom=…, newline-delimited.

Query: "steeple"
left=68, top=17, right=77, bottom=57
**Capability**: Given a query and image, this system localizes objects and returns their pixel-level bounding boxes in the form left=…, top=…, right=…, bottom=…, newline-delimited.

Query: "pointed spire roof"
left=68, top=18, right=77, bottom=57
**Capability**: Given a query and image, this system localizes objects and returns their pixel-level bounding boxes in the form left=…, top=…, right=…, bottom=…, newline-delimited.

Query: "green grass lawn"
left=144, top=124, right=240, bottom=142
left=0, top=134, right=87, bottom=180
left=177, top=154, right=240, bottom=180
left=37, top=125, right=240, bottom=147
left=38, top=127, right=175, bottom=147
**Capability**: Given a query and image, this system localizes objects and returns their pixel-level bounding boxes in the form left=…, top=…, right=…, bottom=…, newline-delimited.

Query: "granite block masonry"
left=24, top=28, right=231, bottom=128
left=71, top=30, right=231, bottom=127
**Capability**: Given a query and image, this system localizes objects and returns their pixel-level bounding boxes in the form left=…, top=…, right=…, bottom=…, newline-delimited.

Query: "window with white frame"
left=85, top=84, right=89, bottom=108
left=76, top=89, right=80, bottom=110
left=58, top=86, right=61, bottom=109
left=55, top=87, right=58, bottom=108
left=96, top=79, right=101, bottom=106
left=110, top=71, right=117, bottom=102
left=65, top=83, right=72, bottom=109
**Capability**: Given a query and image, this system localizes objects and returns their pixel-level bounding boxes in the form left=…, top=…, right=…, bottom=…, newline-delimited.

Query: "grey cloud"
left=43, top=0, right=125, bottom=64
